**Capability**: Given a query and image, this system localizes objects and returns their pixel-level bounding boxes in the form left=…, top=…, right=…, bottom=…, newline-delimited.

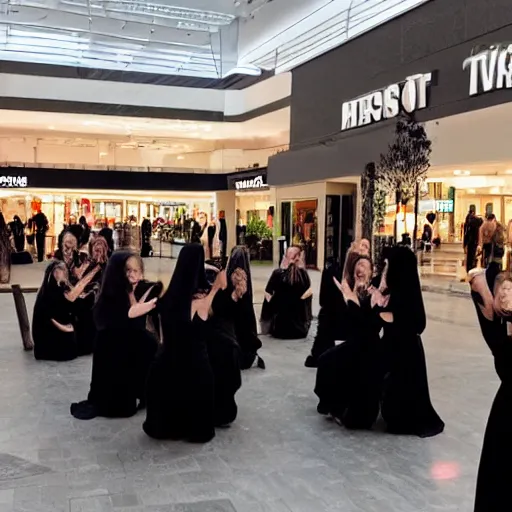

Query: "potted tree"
left=376, top=113, right=432, bottom=251
left=245, top=216, right=273, bottom=261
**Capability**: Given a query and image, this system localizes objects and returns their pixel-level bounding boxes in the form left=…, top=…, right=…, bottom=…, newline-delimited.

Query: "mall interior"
left=1, top=1, right=512, bottom=511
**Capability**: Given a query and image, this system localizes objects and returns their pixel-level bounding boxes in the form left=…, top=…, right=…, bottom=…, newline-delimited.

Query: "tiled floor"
left=0, top=284, right=490, bottom=511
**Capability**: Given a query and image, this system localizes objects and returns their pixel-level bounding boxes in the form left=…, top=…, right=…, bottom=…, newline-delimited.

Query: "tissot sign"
left=463, top=43, right=512, bottom=96
left=341, top=73, right=433, bottom=131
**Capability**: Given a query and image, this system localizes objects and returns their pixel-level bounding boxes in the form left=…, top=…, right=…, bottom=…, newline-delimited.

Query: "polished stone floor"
left=0, top=290, right=494, bottom=512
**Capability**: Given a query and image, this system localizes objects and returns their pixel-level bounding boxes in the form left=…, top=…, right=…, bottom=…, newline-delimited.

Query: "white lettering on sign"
left=0, top=175, right=28, bottom=188
left=235, top=175, right=266, bottom=190
left=341, top=73, right=432, bottom=131
left=463, top=44, right=512, bottom=96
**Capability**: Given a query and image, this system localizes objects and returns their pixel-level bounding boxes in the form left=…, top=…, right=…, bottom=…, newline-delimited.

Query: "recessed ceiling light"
left=453, top=170, right=470, bottom=175
left=177, top=155, right=185, bottom=160
left=48, top=125, right=55, bottom=130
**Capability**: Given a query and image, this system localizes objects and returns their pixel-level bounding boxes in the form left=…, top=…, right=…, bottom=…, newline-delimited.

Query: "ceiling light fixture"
left=454, top=170, right=470, bottom=176
left=177, top=155, right=185, bottom=160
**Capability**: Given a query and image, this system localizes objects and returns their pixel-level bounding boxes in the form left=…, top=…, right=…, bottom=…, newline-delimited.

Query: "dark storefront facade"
left=268, top=0, right=512, bottom=267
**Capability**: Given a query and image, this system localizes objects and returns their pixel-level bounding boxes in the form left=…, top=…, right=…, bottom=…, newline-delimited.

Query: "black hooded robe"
left=315, top=295, right=383, bottom=429
left=143, top=244, right=216, bottom=443
left=472, top=263, right=512, bottom=511
left=205, top=289, right=243, bottom=425
left=261, top=266, right=313, bottom=339
left=225, top=247, right=264, bottom=370
left=306, top=262, right=347, bottom=366
left=70, top=253, right=160, bottom=420
left=32, top=262, right=78, bottom=362
left=379, top=247, right=444, bottom=438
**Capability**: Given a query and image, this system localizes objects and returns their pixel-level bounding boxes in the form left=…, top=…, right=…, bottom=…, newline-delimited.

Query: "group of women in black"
left=43, top=240, right=264, bottom=441
left=32, top=227, right=111, bottom=361
left=310, top=239, right=445, bottom=438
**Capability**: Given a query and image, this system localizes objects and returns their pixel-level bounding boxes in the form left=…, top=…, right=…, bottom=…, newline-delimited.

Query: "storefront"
left=0, top=166, right=227, bottom=255
left=267, top=0, right=512, bottom=271
left=273, top=181, right=356, bottom=269
left=226, top=168, right=274, bottom=259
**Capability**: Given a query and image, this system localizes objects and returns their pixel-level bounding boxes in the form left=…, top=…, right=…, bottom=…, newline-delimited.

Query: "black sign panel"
left=0, top=167, right=227, bottom=192
left=227, top=168, right=268, bottom=191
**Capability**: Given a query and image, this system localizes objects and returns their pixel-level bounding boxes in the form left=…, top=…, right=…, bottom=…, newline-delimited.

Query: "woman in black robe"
left=468, top=262, right=512, bottom=511
left=315, top=252, right=383, bottom=430
left=204, top=262, right=243, bottom=425
left=32, top=261, right=99, bottom=361
left=260, top=246, right=313, bottom=339
left=72, top=235, right=110, bottom=356
left=143, top=243, right=228, bottom=442
left=226, top=246, right=265, bottom=370
left=70, top=252, right=161, bottom=419
left=9, top=215, right=25, bottom=253
left=376, top=245, right=444, bottom=437
left=304, top=239, right=371, bottom=368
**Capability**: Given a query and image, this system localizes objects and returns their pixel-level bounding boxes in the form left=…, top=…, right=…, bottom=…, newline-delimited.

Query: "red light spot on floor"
left=431, top=462, right=460, bottom=480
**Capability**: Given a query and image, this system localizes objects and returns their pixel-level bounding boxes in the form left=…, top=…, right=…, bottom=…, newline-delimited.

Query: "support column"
left=215, top=190, right=237, bottom=257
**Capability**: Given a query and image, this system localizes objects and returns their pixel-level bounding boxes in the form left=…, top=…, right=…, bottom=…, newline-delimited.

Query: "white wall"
left=0, top=137, right=281, bottom=172
left=0, top=71, right=291, bottom=115
left=428, top=103, right=512, bottom=168
left=224, top=73, right=291, bottom=116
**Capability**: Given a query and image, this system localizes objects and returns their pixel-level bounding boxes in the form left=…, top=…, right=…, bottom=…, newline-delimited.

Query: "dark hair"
left=160, top=244, right=209, bottom=346
left=227, top=245, right=253, bottom=299
left=486, top=213, right=496, bottom=221
left=93, top=251, right=134, bottom=330
left=385, top=245, right=426, bottom=335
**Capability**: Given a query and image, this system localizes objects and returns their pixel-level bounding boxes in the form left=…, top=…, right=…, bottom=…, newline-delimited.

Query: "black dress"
left=472, top=264, right=512, bottom=511
left=380, top=320, right=445, bottom=437
left=261, top=267, right=313, bottom=339
left=315, top=295, right=383, bottom=429
left=70, top=279, right=160, bottom=419
left=72, top=261, right=105, bottom=357
left=207, top=290, right=242, bottom=424
left=32, top=263, right=78, bottom=362
left=308, top=262, right=346, bottom=363
left=143, top=313, right=216, bottom=442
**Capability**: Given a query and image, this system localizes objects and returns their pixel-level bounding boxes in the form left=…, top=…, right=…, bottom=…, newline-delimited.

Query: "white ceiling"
left=0, top=0, right=429, bottom=78
left=0, top=107, right=290, bottom=140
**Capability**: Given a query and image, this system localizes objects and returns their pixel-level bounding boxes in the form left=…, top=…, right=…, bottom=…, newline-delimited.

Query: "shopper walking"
left=32, top=210, right=49, bottom=262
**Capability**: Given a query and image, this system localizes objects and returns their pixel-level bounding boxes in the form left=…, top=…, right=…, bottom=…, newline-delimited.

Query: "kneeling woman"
left=71, top=252, right=161, bottom=419
left=226, top=246, right=265, bottom=370
left=32, top=260, right=100, bottom=361
left=377, top=246, right=444, bottom=438
left=260, top=246, right=313, bottom=339
left=143, top=244, right=229, bottom=443
left=315, top=251, right=383, bottom=430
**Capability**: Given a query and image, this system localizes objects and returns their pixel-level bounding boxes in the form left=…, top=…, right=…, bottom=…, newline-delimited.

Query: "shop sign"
left=463, top=44, right=512, bottom=96
left=341, top=73, right=432, bottom=131
left=234, top=175, right=267, bottom=191
left=0, top=175, right=28, bottom=188
left=436, top=199, right=454, bottom=214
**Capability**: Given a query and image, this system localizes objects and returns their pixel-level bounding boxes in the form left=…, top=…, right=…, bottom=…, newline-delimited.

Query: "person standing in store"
left=464, top=208, right=482, bottom=273
left=0, top=213, right=11, bottom=284
left=32, top=210, right=49, bottom=263
left=479, top=214, right=504, bottom=269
